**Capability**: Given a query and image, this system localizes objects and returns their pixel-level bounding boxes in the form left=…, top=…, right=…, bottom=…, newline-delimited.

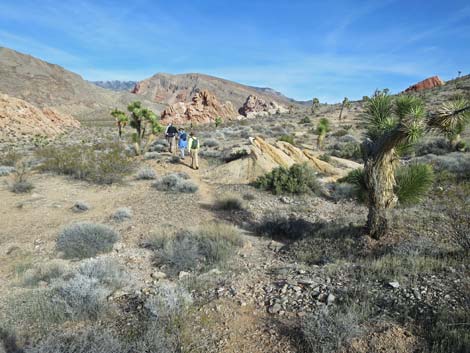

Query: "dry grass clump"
left=112, top=207, right=132, bottom=222
left=214, top=193, right=244, bottom=210
left=147, top=223, right=243, bottom=274
left=56, top=222, right=119, bottom=259
left=152, top=173, right=198, bottom=193
left=136, top=167, right=157, bottom=180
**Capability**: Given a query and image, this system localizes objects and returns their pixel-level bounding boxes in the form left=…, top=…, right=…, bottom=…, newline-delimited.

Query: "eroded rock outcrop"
left=0, top=93, right=80, bottom=141
left=239, top=95, right=288, bottom=118
left=405, top=76, right=444, bottom=92
left=205, top=136, right=361, bottom=184
left=160, top=90, right=238, bottom=124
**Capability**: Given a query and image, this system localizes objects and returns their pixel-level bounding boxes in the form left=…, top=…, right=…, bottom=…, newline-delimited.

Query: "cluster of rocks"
left=160, top=89, right=237, bottom=125
left=238, top=95, right=288, bottom=118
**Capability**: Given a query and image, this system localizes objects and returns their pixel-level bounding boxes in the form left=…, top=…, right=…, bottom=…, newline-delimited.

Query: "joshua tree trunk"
left=118, top=123, right=122, bottom=138
left=339, top=104, right=344, bottom=121
left=363, top=145, right=398, bottom=239
left=317, top=134, right=325, bottom=150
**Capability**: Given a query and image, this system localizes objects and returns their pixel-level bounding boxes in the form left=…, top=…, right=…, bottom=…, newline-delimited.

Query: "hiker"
left=177, top=128, right=188, bottom=159
left=165, top=123, right=178, bottom=154
left=187, top=132, right=200, bottom=170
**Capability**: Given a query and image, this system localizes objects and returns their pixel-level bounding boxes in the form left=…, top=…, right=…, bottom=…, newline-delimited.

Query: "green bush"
left=36, top=143, right=134, bottom=184
left=255, top=163, right=320, bottom=195
left=299, top=116, right=312, bottom=124
left=56, top=222, right=119, bottom=259
left=278, top=135, right=295, bottom=145
left=330, top=142, right=362, bottom=160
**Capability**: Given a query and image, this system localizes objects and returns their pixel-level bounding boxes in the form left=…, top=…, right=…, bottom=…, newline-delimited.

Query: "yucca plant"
left=126, top=101, right=163, bottom=155
left=361, top=90, right=470, bottom=239
left=316, top=118, right=330, bottom=149
left=311, top=97, right=320, bottom=114
left=339, top=97, right=351, bottom=121
left=110, top=108, right=128, bottom=138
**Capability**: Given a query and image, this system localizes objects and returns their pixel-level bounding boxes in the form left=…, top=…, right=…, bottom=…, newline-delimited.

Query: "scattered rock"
left=239, top=95, right=288, bottom=118
left=388, top=281, right=400, bottom=289
left=72, top=201, right=90, bottom=213
left=151, top=271, right=167, bottom=280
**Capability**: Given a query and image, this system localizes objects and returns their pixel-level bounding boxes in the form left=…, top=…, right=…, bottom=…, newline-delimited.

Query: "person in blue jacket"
left=177, top=128, right=188, bottom=159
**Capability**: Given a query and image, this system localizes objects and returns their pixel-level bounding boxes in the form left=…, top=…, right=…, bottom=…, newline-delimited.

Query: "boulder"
left=239, top=95, right=288, bottom=117
left=0, top=93, right=80, bottom=141
left=404, top=76, right=444, bottom=92
left=205, top=136, right=362, bottom=184
left=160, top=90, right=237, bottom=125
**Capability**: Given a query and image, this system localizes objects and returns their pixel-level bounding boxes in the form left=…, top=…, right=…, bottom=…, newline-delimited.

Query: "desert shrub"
left=331, top=183, right=357, bottom=200
left=25, top=327, right=125, bottom=353
left=36, top=143, right=134, bottom=184
left=415, top=152, right=470, bottom=180
left=395, top=163, right=434, bottom=206
left=22, top=260, right=69, bottom=287
left=56, top=222, right=119, bottom=259
left=144, top=151, right=160, bottom=160
left=200, top=150, right=222, bottom=159
left=330, top=142, right=362, bottom=160
left=112, top=207, right=132, bottom=222
left=444, top=191, right=470, bottom=252
left=318, top=153, right=331, bottom=163
left=214, top=194, right=243, bottom=210
left=72, top=201, right=90, bottom=213
left=136, top=167, right=157, bottom=180
left=169, top=155, right=181, bottom=163
left=0, top=149, right=22, bottom=166
left=299, top=116, right=312, bottom=124
left=203, top=139, right=219, bottom=148
left=242, top=193, right=256, bottom=201
left=150, top=223, right=243, bottom=274
left=0, top=166, right=15, bottom=176
left=77, top=257, right=129, bottom=291
left=152, top=174, right=198, bottom=193
left=223, top=149, right=249, bottom=163
left=415, top=138, right=451, bottom=156
left=10, top=180, right=34, bottom=193
left=301, top=305, right=364, bottom=353
left=255, top=163, right=320, bottom=195
left=256, top=213, right=318, bottom=241
left=278, top=134, right=295, bottom=145
left=332, top=129, right=349, bottom=137
left=149, top=144, right=167, bottom=152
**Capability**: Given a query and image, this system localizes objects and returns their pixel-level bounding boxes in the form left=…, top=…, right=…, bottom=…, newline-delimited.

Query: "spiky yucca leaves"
left=316, top=118, right=330, bottom=149
left=429, top=98, right=470, bottom=149
left=395, top=163, right=434, bottom=206
left=341, top=163, right=434, bottom=206
left=312, top=97, right=320, bottom=113
left=110, top=109, right=128, bottom=138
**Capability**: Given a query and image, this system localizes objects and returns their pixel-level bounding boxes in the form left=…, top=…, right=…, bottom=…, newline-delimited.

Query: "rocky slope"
left=132, top=72, right=298, bottom=110
left=160, top=90, right=238, bottom=124
left=0, top=47, right=164, bottom=122
left=0, top=93, right=80, bottom=141
left=239, top=95, right=288, bottom=118
left=405, top=76, right=445, bottom=92
left=91, top=80, right=137, bottom=92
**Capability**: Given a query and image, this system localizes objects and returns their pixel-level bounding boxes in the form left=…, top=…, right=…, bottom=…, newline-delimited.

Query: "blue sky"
left=0, top=0, right=469, bottom=102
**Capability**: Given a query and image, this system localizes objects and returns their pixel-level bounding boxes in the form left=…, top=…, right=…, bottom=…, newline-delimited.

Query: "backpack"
left=180, top=133, right=187, bottom=141
left=191, top=138, right=198, bottom=149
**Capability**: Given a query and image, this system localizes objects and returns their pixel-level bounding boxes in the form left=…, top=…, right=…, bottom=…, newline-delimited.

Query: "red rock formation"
left=160, top=90, right=237, bottom=125
left=0, top=93, right=80, bottom=141
left=405, top=76, right=444, bottom=92
left=239, top=95, right=288, bottom=118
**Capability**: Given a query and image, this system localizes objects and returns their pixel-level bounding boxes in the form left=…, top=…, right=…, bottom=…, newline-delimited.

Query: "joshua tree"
left=458, top=70, right=462, bottom=78
left=435, top=98, right=470, bottom=150
left=110, top=108, right=128, bottom=138
left=311, top=98, right=320, bottom=114
left=126, top=101, right=163, bottom=154
left=316, top=118, right=330, bottom=149
left=215, top=116, right=223, bottom=128
left=362, top=90, right=470, bottom=239
left=339, top=97, right=351, bottom=120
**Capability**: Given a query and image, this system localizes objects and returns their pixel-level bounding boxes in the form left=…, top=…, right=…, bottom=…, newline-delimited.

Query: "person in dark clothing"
left=165, top=123, right=178, bottom=154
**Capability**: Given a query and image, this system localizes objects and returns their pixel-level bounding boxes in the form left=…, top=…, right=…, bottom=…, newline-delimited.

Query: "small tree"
left=215, top=117, right=223, bottom=128
left=311, top=98, right=320, bottom=114
left=127, top=101, right=163, bottom=155
left=339, top=97, right=351, bottom=121
left=110, top=108, right=128, bottom=138
left=316, top=118, right=330, bottom=149
left=361, top=90, right=470, bottom=239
